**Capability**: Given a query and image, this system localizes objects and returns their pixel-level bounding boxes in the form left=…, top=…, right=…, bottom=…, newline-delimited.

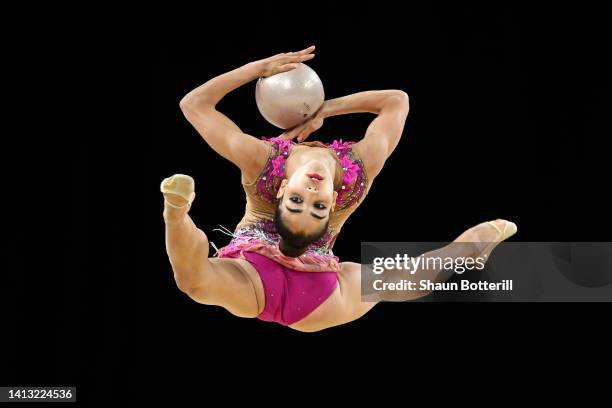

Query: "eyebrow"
left=285, top=205, right=326, bottom=220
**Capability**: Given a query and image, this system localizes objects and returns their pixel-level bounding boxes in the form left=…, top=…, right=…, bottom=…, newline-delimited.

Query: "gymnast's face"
left=276, top=161, right=338, bottom=236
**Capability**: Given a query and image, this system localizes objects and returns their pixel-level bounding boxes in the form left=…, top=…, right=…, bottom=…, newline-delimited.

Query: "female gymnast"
left=161, top=46, right=517, bottom=332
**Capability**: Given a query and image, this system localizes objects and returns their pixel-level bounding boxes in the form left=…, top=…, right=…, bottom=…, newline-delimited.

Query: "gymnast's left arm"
left=280, top=90, right=410, bottom=178
left=352, top=90, right=410, bottom=178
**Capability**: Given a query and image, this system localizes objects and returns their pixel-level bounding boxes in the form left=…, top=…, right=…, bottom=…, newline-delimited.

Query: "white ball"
left=255, top=63, right=325, bottom=129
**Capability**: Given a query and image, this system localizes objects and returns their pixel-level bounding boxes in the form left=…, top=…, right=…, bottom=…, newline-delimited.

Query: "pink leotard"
left=215, top=137, right=371, bottom=326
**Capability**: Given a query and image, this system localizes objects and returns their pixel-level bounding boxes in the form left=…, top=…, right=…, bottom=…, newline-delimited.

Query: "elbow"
left=179, top=96, right=213, bottom=124
left=179, top=94, right=196, bottom=114
left=382, top=90, right=410, bottom=114
left=390, top=90, right=409, bottom=109
left=179, top=91, right=214, bottom=115
left=390, top=89, right=409, bottom=99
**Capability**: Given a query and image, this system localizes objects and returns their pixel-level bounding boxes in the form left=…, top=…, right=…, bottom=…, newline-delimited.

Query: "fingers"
left=298, top=45, right=315, bottom=54
left=268, top=45, right=314, bottom=65
left=296, top=123, right=315, bottom=142
left=278, top=128, right=295, bottom=140
left=279, top=53, right=315, bottom=66
left=283, top=126, right=312, bottom=143
left=297, top=129, right=311, bottom=142
left=287, top=45, right=315, bottom=56
left=270, top=55, right=313, bottom=75
left=297, top=117, right=323, bottom=141
left=275, top=63, right=299, bottom=74
left=279, top=123, right=302, bottom=140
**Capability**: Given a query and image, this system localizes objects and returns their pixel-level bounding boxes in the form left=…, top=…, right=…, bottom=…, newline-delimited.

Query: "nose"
left=306, top=184, right=318, bottom=193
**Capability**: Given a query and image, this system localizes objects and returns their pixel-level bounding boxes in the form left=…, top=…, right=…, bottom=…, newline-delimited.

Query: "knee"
left=174, top=273, right=194, bottom=294
left=175, top=279, right=211, bottom=305
left=171, top=265, right=211, bottom=303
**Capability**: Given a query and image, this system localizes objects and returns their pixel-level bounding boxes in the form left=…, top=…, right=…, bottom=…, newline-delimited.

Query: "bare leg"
left=290, top=220, right=516, bottom=332
left=163, top=191, right=211, bottom=289
left=162, top=176, right=263, bottom=317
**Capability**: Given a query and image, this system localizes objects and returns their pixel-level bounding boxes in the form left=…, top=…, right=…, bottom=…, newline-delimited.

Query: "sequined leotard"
left=215, top=137, right=373, bottom=325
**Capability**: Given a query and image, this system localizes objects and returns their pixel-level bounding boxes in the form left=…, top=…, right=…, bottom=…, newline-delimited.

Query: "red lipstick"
left=307, top=173, right=324, bottom=181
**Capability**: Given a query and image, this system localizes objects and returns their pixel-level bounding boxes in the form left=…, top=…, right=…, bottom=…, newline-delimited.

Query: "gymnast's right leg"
left=161, top=174, right=264, bottom=318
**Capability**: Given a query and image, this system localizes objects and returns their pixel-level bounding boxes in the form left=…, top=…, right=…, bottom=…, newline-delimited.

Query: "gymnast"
left=161, top=46, right=517, bottom=332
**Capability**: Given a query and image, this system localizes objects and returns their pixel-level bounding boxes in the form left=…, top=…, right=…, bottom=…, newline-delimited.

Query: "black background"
left=3, top=3, right=611, bottom=407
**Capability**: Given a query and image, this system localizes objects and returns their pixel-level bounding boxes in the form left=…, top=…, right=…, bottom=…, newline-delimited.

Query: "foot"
left=161, top=174, right=196, bottom=223
left=457, top=219, right=518, bottom=260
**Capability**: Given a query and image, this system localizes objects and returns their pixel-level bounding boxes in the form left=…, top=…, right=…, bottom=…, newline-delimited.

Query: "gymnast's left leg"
left=289, top=219, right=517, bottom=332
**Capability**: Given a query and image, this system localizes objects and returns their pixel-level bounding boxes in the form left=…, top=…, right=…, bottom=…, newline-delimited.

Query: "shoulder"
left=352, top=139, right=385, bottom=180
left=264, top=137, right=293, bottom=154
left=242, top=138, right=293, bottom=201
left=328, top=140, right=369, bottom=211
left=240, top=138, right=273, bottom=182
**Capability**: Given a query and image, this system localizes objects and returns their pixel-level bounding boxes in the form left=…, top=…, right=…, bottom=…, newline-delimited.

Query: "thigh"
left=186, top=257, right=265, bottom=319
left=335, top=261, right=379, bottom=324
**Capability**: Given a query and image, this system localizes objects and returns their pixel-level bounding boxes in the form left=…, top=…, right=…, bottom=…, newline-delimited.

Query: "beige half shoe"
left=160, top=174, right=196, bottom=209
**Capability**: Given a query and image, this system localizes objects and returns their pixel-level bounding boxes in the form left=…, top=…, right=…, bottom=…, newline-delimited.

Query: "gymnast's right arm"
left=179, top=46, right=316, bottom=179
left=179, top=64, right=268, bottom=178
